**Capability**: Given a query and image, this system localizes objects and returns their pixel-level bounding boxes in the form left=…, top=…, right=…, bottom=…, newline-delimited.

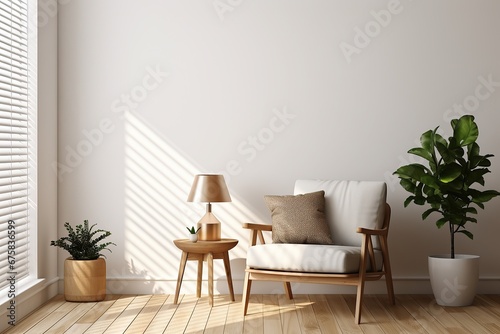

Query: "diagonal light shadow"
left=123, top=111, right=265, bottom=294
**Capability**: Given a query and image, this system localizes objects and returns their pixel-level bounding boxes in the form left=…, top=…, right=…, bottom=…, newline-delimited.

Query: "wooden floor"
left=3, top=294, right=500, bottom=333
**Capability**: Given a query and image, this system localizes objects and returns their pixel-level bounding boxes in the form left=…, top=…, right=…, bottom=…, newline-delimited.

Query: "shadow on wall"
left=118, top=111, right=262, bottom=294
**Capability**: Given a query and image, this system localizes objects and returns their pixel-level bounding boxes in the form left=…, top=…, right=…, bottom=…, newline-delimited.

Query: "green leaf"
left=465, top=217, right=477, bottom=223
left=429, top=161, right=437, bottom=174
left=467, top=142, right=480, bottom=160
left=439, top=163, right=462, bottom=183
left=453, top=115, right=478, bottom=146
left=476, top=154, right=493, bottom=167
left=443, top=178, right=464, bottom=191
left=422, top=208, right=438, bottom=220
left=478, top=158, right=492, bottom=167
left=408, top=147, right=433, bottom=162
left=403, top=196, right=415, bottom=207
left=394, top=164, right=427, bottom=182
left=465, top=168, right=489, bottom=187
left=421, top=175, right=439, bottom=189
left=474, top=202, right=485, bottom=209
left=420, top=129, right=435, bottom=152
left=400, top=179, right=416, bottom=193
left=464, top=207, right=478, bottom=215
left=434, top=132, right=447, bottom=147
left=423, top=184, right=435, bottom=196
left=457, top=230, right=474, bottom=240
left=435, top=141, right=455, bottom=164
left=436, top=218, right=447, bottom=228
left=427, top=195, right=443, bottom=206
left=471, top=190, right=500, bottom=203
left=414, top=196, right=426, bottom=205
left=186, top=226, right=200, bottom=234
left=447, top=137, right=465, bottom=157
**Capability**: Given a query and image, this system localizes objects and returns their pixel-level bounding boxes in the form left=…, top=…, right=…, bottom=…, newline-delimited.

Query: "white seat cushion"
left=247, top=244, right=383, bottom=274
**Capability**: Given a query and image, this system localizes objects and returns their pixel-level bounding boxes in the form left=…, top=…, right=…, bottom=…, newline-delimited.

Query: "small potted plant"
left=50, top=220, right=116, bottom=301
left=393, top=115, right=500, bottom=306
left=186, top=226, right=201, bottom=242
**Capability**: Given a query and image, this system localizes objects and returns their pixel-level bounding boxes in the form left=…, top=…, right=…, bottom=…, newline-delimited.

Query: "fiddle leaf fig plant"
left=393, top=115, right=500, bottom=258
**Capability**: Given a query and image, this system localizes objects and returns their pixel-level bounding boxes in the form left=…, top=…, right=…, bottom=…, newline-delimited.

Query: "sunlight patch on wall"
left=123, top=111, right=262, bottom=293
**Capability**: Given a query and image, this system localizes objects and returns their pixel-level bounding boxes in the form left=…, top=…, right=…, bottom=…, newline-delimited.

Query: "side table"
left=173, top=238, right=238, bottom=306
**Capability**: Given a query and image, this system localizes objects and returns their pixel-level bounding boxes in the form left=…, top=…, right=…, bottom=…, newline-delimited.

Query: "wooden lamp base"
left=196, top=212, right=221, bottom=241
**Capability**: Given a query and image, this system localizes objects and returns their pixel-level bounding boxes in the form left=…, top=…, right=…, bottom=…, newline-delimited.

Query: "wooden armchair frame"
left=242, top=203, right=395, bottom=324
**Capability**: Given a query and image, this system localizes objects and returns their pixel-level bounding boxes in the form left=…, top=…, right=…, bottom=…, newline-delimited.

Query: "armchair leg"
left=355, top=234, right=369, bottom=324
left=283, top=282, right=293, bottom=299
left=242, top=270, right=252, bottom=315
left=385, top=273, right=395, bottom=305
left=355, top=280, right=365, bottom=324
left=380, top=237, right=395, bottom=304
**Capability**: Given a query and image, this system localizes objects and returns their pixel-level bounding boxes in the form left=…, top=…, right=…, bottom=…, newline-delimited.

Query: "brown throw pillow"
left=264, top=190, right=333, bottom=244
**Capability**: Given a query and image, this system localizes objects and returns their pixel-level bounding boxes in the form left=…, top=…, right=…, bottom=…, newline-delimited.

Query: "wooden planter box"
left=64, top=257, right=106, bottom=302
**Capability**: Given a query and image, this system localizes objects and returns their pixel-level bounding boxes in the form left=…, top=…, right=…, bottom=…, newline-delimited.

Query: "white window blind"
left=0, top=0, right=31, bottom=291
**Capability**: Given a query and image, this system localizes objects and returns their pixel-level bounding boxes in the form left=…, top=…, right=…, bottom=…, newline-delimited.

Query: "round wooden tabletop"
left=173, top=238, right=238, bottom=254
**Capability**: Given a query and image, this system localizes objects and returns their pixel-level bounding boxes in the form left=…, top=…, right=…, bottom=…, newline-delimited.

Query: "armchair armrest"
left=356, top=226, right=389, bottom=273
left=243, top=222, right=273, bottom=232
left=242, top=222, right=272, bottom=246
left=356, top=227, right=387, bottom=236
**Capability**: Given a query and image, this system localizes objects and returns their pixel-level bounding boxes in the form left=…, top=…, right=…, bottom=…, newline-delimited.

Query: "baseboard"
left=89, top=277, right=500, bottom=295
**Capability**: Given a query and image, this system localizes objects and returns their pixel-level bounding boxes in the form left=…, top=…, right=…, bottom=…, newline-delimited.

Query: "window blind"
left=0, top=0, right=30, bottom=291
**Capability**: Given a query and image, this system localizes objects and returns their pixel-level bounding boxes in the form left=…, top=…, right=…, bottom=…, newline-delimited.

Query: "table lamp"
left=187, top=174, right=231, bottom=241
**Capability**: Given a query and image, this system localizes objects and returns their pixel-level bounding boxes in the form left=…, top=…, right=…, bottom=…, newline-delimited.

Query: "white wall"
left=57, top=0, right=500, bottom=294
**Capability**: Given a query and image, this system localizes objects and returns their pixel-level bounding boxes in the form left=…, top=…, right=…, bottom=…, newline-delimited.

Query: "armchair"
left=242, top=180, right=395, bottom=324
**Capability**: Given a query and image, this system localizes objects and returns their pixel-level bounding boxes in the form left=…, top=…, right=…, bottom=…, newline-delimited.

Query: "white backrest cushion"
left=294, top=180, right=387, bottom=247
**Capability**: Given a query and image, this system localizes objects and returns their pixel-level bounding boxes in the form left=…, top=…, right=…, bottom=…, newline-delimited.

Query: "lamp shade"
left=187, top=174, right=232, bottom=203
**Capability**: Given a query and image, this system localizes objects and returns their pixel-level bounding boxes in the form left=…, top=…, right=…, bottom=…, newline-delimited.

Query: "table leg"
left=197, top=258, right=203, bottom=298
left=174, top=251, right=188, bottom=304
left=207, top=252, right=214, bottom=306
left=222, top=251, right=235, bottom=301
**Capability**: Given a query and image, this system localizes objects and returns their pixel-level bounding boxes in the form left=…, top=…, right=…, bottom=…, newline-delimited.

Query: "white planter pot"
left=189, top=234, right=198, bottom=242
left=428, top=254, right=479, bottom=306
